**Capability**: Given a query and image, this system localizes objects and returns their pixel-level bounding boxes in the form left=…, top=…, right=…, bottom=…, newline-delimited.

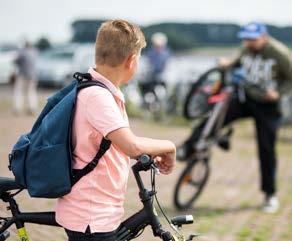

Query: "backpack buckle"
left=8, top=153, right=13, bottom=171
left=73, top=72, right=92, bottom=83
left=88, top=161, right=98, bottom=169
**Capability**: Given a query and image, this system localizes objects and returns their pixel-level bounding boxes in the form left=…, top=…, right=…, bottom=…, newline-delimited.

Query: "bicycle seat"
left=0, top=177, right=23, bottom=196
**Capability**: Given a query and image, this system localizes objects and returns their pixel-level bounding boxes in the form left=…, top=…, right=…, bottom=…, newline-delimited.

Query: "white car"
left=0, top=45, right=18, bottom=84
left=37, top=44, right=95, bottom=87
left=73, top=43, right=95, bottom=72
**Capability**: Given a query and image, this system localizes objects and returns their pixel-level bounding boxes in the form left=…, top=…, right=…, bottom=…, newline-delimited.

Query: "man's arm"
left=277, top=50, right=292, bottom=95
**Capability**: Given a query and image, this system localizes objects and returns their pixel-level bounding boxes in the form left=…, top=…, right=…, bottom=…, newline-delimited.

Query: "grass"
left=236, top=226, right=252, bottom=241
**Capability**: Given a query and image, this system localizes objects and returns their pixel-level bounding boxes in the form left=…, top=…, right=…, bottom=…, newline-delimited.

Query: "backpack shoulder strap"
left=77, top=80, right=108, bottom=91
left=71, top=72, right=112, bottom=186
left=74, top=72, right=109, bottom=92
left=71, top=138, right=111, bottom=186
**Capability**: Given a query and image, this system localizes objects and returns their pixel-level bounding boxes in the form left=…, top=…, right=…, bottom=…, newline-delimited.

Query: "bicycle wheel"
left=174, top=158, right=210, bottom=210
left=183, top=67, right=225, bottom=120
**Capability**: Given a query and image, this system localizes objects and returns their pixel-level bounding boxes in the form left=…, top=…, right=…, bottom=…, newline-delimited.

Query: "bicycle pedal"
left=217, top=137, right=230, bottom=151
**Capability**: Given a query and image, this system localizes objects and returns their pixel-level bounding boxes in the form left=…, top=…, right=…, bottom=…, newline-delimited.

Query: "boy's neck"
left=95, top=64, right=123, bottom=88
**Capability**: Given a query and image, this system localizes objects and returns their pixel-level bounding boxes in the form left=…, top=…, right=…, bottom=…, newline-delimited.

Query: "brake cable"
left=151, top=166, right=185, bottom=239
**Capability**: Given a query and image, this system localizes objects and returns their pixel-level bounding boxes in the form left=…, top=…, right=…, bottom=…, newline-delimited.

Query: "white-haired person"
left=140, top=32, right=171, bottom=97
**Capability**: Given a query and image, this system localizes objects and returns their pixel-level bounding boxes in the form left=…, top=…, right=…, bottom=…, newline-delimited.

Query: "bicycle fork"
left=16, top=227, right=29, bottom=241
left=7, top=195, right=30, bottom=241
left=0, top=223, right=29, bottom=241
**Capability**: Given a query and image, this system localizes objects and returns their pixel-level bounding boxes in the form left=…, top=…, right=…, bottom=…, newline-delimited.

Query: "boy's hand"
left=154, top=151, right=176, bottom=175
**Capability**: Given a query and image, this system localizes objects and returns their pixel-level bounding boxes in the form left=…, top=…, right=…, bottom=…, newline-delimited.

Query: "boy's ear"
left=124, top=54, right=136, bottom=69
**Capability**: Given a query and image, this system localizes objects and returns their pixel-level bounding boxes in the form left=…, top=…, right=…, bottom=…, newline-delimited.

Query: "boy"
left=55, top=19, right=176, bottom=241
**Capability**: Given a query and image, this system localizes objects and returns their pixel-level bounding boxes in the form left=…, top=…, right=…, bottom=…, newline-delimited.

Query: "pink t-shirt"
left=55, top=68, right=130, bottom=233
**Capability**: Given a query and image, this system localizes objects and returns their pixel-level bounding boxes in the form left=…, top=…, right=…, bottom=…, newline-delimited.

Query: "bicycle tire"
left=174, top=158, right=210, bottom=210
left=183, top=67, right=225, bottom=120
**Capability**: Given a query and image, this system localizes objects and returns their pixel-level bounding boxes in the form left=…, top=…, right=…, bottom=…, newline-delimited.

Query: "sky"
left=1, top=0, right=292, bottom=43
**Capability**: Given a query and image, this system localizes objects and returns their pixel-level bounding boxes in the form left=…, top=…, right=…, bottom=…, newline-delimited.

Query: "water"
left=135, top=54, right=217, bottom=86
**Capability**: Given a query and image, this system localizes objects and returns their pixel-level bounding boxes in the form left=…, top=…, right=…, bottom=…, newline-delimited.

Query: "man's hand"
left=265, top=89, right=280, bottom=102
left=218, top=57, right=233, bottom=68
left=154, top=151, right=176, bottom=175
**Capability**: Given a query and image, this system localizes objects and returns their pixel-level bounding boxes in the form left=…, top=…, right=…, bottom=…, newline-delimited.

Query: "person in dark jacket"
left=177, top=22, right=292, bottom=213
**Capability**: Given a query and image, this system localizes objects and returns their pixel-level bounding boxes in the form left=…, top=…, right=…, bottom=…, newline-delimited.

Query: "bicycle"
left=174, top=67, right=236, bottom=210
left=1, top=155, right=198, bottom=241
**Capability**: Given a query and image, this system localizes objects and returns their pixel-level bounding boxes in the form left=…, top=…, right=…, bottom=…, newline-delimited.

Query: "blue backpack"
left=8, top=72, right=111, bottom=198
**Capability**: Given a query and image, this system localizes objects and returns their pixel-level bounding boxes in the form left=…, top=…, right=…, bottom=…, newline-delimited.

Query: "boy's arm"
left=107, top=127, right=176, bottom=174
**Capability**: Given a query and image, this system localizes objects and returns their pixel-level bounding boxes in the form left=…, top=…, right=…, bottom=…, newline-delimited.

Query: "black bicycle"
left=1, top=155, right=198, bottom=241
left=174, top=67, right=236, bottom=210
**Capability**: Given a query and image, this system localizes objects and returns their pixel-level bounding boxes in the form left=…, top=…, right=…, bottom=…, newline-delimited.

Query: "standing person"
left=13, top=41, right=38, bottom=115
left=140, top=32, right=171, bottom=96
left=177, top=22, right=292, bottom=213
left=55, top=20, right=176, bottom=241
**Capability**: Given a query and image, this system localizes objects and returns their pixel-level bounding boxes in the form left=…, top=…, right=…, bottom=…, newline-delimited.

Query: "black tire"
left=174, top=158, right=210, bottom=210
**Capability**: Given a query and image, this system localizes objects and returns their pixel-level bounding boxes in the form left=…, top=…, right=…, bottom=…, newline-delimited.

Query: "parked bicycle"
left=1, top=155, right=198, bottom=241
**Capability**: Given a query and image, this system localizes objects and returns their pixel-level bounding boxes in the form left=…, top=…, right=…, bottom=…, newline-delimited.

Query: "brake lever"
left=151, top=163, right=160, bottom=175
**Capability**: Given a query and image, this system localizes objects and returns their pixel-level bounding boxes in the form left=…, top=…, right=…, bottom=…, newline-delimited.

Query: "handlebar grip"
left=138, top=154, right=152, bottom=163
left=171, top=215, right=194, bottom=226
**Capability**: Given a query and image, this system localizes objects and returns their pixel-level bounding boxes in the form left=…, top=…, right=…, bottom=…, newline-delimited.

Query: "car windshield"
left=42, top=49, right=74, bottom=60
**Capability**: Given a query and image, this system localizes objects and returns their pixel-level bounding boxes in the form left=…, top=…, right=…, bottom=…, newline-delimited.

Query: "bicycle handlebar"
left=130, top=155, right=197, bottom=241
left=135, top=154, right=154, bottom=171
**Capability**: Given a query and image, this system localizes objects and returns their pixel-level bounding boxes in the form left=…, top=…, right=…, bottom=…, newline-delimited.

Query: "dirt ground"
left=1, top=85, right=292, bottom=241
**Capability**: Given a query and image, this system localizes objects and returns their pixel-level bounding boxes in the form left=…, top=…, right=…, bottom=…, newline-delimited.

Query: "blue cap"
left=237, top=22, right=268, bottom=40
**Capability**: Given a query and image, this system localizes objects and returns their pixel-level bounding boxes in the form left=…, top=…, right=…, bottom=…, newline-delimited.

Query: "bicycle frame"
left=173, top=72, right=236, bottom=210
left=195, top=85, right=234, bottom=153
left=1, top=156, right=194, bottom=241
left=0, top=192, right=59, bottom=241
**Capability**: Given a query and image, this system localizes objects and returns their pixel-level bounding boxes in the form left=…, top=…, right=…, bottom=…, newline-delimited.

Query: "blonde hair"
left=95, top=19, right=146, bottom=67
